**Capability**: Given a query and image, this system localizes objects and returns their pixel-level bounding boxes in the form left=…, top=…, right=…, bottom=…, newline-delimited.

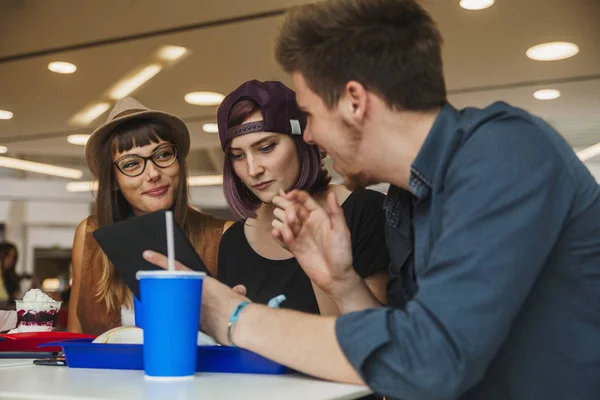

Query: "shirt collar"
left=410, top=102, right=462, bottom=198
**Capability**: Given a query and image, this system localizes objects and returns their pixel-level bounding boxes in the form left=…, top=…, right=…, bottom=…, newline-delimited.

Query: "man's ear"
left=339, top=80, right=368, bottom=126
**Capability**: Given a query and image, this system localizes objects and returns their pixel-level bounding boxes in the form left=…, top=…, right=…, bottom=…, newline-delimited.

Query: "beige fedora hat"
left=84, top=97, right=190, bottom=178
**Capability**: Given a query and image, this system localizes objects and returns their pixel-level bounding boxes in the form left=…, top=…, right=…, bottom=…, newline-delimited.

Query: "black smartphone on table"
left=33, top=354, right=66, bottom=367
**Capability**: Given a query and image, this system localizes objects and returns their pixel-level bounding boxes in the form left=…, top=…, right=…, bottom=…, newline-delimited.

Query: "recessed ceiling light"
left=0, top=146, right=7, bottom=154
left=67, top=134, right=91, bottom=146
left=0, top=110, right=13, bottom=120
left=108, top=64, right=162, bottom=100
left=41, top=278, right=61, bottom=291
left=0, top=156, right=83, bottom=179
left=69, top=102, right=111, bottom=126
left=576, top=142, right=600, bottom=162
left=185, top=92, right=224, bottom=106
left=66, top=181, right=98, bottom=192
left=533, top=89, right=561, bottom=100
left=48, top=61, right=77, bottom=74
left=202, top=123, right=219, bottom=133
left=526, top=42, right=579, bottom=61
left=158, top=46, right=188, bottom=61
left=187, top=175, right=223, bottom=186
left=460, top=0, right=495, bottom=10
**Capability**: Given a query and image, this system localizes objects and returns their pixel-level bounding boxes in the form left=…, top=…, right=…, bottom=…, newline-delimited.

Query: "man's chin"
left=342, top=175, right=368, bottom=192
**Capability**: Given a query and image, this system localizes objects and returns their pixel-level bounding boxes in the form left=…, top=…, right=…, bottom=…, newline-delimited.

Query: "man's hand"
left=142, top=251, right=365, bottom=387
left=231, top=285, right=247, bottom=296
left=271, top=190, right=360, bottom=300
left=142, top=250, right=248, bottom=345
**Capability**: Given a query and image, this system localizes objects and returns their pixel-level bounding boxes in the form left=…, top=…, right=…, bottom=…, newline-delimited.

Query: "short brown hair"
left=275, top=0, right=446, bottom=111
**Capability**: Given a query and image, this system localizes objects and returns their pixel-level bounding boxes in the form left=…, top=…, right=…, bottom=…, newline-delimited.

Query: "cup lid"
left=136, top=270, right=206, bottom=280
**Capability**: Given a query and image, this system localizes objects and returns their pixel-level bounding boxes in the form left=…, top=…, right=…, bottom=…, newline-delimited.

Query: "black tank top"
left=217, top=189, right=391, bottom=314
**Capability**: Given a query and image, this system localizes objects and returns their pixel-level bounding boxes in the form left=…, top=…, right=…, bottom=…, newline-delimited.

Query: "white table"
left=0, top=358, right=33, bottom=368
left=0, top=362, right=371, bottom=400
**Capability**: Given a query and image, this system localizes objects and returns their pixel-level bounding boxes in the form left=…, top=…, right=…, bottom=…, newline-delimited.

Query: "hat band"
left=227, top=121, right=265, bottom=137
left=112, top=108, right=147, bottom=120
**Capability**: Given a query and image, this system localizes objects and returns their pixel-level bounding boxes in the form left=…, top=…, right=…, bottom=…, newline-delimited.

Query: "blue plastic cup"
left=134, top=295, right=143, bottom=328
left=136, top=270, right=205, bottom=380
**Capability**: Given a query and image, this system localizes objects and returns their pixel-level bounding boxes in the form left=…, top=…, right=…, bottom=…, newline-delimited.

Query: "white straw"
left=165, top=211, right=176, bottom=272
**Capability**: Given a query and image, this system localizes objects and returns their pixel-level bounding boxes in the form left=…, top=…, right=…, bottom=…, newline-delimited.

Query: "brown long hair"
left=93, top=118, right=191, bottom=311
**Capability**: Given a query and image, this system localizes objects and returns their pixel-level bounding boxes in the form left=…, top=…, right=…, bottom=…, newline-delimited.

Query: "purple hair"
left=223, top=99, right=330, bottom=220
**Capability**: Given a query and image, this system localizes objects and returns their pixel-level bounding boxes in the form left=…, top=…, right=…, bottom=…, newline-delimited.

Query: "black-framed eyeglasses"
left=113, top=144, right=178, bottom=177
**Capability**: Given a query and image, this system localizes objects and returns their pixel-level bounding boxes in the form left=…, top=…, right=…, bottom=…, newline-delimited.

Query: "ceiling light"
left=67, top=134, right=91, bottom=146
left=202, top=123, right=219, bottom=133
left=533, top=89, right=561, bottom=100
left=158, top=46, right=188, bottom=61
left=66, top=181, right=98, bottom=192
left=0, top=156, right=83, bottom=179
left=185, top=92, right=224, bottom=106
left=526, top=42, right=579, bottom=61
left=188, top=175, right=223, bottom=186
left=69, top=102, right=111, bottom=126
left=41, top=278, right=61, bottom=292
left=67, top=174, right=223, bottom=192
left=0, top=110, right=13, bottom=120
left=0, top=146, right=7, bottom=154
left=108, top=64, right=162, bottom=100
left=459, top=0, right=495, bottom=10
left=577, top=142, right=600, bottom=162
left=48, top=61, right=77, bottom=74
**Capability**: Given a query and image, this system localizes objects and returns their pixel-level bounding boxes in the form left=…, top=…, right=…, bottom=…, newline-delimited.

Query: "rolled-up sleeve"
left=336, top=116, right=575, bottom=400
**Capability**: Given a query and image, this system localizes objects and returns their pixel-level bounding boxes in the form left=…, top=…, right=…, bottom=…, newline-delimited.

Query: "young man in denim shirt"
left=144, top=1, right=600, bottom=398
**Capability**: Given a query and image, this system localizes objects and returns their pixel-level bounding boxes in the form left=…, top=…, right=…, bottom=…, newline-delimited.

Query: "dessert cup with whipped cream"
left=15, top=289, right=62, bottom=332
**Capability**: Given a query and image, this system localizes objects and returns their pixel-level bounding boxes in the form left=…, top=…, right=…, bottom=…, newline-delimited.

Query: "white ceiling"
left=0, top=0, right=599, bottom=181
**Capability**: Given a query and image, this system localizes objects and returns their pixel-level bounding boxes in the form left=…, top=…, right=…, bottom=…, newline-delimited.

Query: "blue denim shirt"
left=336, top=102, right=600, bottom=400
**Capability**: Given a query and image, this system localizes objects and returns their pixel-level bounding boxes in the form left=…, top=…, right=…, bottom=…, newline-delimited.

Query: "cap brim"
left=84, top=110, right=190, bottom=178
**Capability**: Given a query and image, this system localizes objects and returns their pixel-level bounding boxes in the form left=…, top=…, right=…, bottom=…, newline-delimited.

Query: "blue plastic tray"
left=41, top=339, right=291, bottom=375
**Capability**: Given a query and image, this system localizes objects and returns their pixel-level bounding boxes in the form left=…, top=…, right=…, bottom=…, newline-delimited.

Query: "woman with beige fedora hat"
left=68, top=97, right=228, bottom=335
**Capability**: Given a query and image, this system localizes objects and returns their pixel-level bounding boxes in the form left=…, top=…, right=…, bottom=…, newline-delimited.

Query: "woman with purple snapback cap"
left=215, top=80, right=392, bottom=315
left=68, top=97, right=226, bottom=335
